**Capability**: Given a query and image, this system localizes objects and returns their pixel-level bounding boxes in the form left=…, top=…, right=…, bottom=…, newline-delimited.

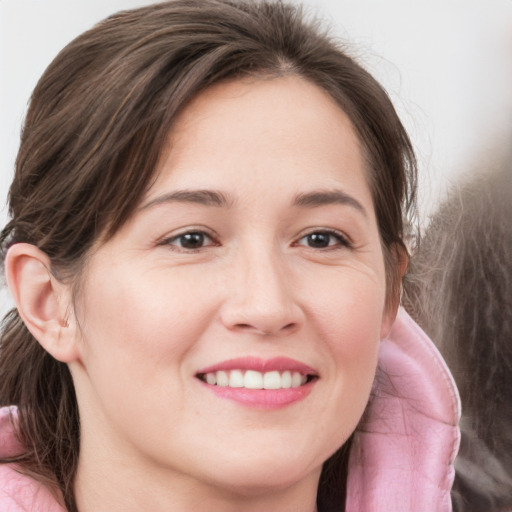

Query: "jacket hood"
left=0, top=407, right=66, bottom=511
left=0, top=309, right=460, bottom=511
left=346, top=308, right=461, bottom=511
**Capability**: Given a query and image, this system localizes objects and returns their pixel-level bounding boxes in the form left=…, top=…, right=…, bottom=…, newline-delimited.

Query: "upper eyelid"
left=159, top=226, right=217, bottom=239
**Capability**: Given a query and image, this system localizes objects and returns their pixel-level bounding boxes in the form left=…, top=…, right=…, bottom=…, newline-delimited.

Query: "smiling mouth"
left=197, top=370, right=316, bottom=390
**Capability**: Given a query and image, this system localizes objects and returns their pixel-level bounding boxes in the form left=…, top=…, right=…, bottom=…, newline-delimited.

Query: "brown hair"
left=0, top=1, right=416, bottom=510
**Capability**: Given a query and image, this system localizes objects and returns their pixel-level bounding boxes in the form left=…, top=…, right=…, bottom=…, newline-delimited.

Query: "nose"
left=219, top=246, right=304, bottom=337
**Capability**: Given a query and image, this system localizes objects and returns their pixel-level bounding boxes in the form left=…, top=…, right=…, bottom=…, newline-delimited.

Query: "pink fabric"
left=346, top=308, right=461, bottom=511
left=0, top=407, right=66, bottom=512
left=0, top=309, right=460, bottom=511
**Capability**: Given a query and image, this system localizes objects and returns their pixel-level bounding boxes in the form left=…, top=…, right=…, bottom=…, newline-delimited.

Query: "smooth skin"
left=7, top=76, right=396, bottom=512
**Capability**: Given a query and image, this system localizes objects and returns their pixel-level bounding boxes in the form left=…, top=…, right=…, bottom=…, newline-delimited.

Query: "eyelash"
left=158, top=230, right=218, bottom=252
left=295, top=229, right=352, bottom=250
left=159, top=228, right=352, bottom=252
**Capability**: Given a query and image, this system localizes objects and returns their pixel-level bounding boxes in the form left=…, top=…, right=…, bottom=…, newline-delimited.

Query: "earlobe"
left=4, top=243, right=79, bottom=363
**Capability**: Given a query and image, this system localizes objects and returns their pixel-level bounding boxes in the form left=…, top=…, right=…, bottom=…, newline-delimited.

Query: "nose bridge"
left=222, top=237, right=301, bottom=335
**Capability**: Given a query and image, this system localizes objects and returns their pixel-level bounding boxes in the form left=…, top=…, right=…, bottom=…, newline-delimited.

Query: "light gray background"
left=1, top=0, right=512, bottom=316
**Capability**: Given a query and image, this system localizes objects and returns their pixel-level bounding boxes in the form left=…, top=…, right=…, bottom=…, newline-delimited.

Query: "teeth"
left=263, top=370, right=281, bottom=389
left=281, top=371, right=292, bottom=388
left=229, top=370, right=244, bottom=388
left=244, top=370, right=263, bottom=389
left=216, top=371, right=229, bottom=387
left=202, top=370, right=310, bottom=389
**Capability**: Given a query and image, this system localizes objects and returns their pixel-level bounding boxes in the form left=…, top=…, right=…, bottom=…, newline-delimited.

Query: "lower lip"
left=199, top=380, right=315, bottom=409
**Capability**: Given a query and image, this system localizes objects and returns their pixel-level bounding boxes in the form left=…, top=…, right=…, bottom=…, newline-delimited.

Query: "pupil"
left=181, top=232, right=204, bottom=248
left=308, top=233, right=329, bottom=248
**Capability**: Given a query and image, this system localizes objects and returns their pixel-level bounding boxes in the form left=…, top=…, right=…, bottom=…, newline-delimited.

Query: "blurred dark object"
left=404, top=163, right=512, bottom=512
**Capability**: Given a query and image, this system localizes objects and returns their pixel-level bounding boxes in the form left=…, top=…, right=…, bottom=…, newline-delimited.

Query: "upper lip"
left=196, top=356, right=317, bottom=376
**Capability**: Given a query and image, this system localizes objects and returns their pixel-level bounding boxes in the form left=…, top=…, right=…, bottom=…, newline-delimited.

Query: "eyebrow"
left=141, top=188, right=366, bottom=216
left=293, top=190, right=367, bottom=216
left=141, top=189, right=232, bottom=210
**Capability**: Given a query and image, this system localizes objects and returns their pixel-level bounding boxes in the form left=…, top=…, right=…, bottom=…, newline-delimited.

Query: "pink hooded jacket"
left=0, top=309, right=460, bottom=511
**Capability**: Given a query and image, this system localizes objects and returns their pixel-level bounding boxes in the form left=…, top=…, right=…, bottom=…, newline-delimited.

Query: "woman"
left=0, top=1, right=459, bottom=510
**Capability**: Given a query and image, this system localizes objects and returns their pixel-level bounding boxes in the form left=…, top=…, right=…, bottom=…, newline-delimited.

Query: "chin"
left=214, top=470, right=314, bottom=497
left=199, top=448, right=323, bottom=497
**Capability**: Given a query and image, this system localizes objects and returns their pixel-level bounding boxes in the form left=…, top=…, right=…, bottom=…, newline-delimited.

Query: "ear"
left=4, top=243, right=80, bottom=363
left=380, top=244, right=409, bottom=339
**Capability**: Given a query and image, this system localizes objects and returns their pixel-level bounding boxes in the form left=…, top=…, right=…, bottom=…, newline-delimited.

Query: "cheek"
left=71, top=268, right=222, bottom=444
left=334, top=279, right=384, bottom=378
left=308, top=264, right=386, bottom=351
left=75, top=266, right=218, bottom=387
left=306, top=272, right=385, bottom=442
left=325, top=290, right=382, bottom=395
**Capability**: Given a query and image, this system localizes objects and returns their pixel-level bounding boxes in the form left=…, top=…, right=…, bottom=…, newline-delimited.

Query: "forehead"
left=147, top=75, right=373, bottom=210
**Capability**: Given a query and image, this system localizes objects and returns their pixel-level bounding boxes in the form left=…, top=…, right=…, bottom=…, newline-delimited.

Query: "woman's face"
left=69, top=76, right=394, bottom=501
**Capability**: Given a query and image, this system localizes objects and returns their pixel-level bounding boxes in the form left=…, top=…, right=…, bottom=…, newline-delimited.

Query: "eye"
left=297, top=230, right=350, bottom=249
left=162, top=230, right=216, bottom=250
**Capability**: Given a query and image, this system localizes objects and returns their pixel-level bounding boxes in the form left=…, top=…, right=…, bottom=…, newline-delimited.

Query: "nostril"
left=232, top=322, right=296, bottom=336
